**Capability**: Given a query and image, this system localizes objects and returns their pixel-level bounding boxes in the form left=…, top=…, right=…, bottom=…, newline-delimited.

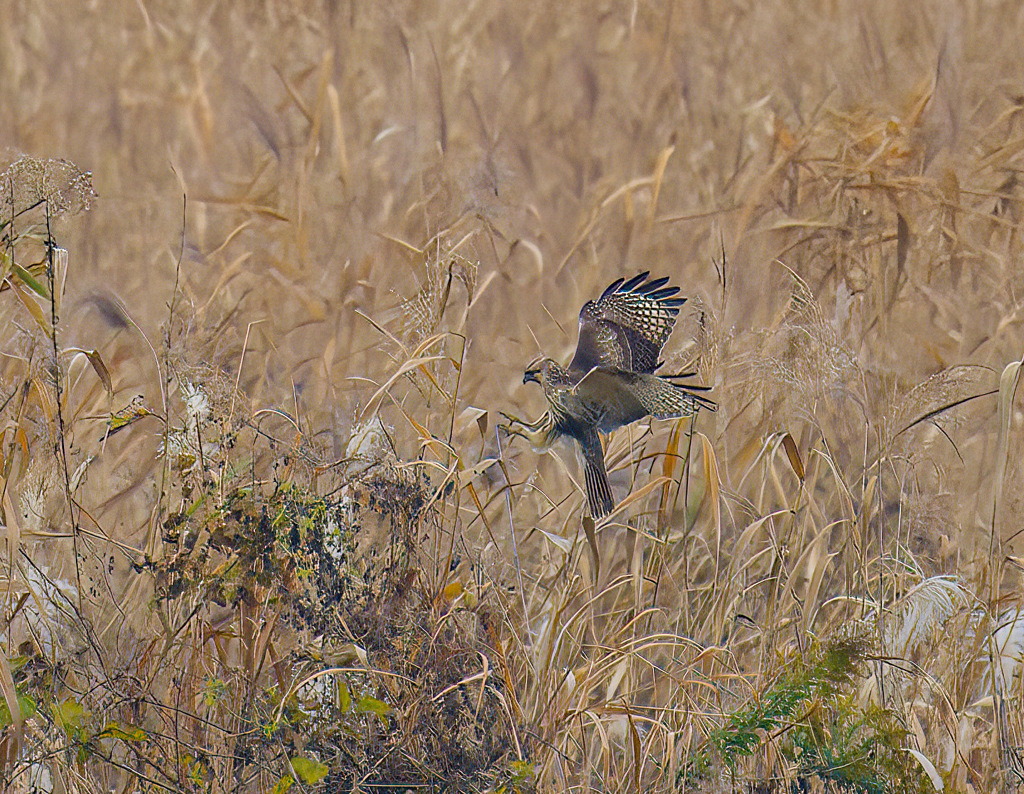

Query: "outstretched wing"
left=569, top=271, right=685, bottom=374
left=578, top=428, right=615, bottom=518
left=619, top=371, right=718, bottom=419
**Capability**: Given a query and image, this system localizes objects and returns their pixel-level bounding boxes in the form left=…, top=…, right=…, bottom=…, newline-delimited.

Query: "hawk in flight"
left=505, top=272, right=715, bottom=518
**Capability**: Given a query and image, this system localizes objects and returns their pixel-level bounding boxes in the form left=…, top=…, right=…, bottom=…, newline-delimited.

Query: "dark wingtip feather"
left=601, top=277, right=626, bottom=299
left=620, top=271, right=650, bottom=292
left=637, top=275, right=670, bottom=294
left=695, top=394, right=718, bottom=412
left=682, top=387, right=718, bottom=411
left=661, top=369, right=698, bottom=379
left=663, top=377, right=717, bottom=411
left=649, top=285, right=680, bottom=300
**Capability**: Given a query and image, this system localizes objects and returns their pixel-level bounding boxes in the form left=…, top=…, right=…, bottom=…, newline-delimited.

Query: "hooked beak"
left=523, top=369, right=540, bottom=385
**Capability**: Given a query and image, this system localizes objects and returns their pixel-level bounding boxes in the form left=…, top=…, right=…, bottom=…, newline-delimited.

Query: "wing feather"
left=619, top=372, right=718, bottom=418
left=569, top=271, right=687, bottom=374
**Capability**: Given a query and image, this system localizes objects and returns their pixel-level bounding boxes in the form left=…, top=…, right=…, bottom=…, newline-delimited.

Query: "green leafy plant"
left=683, top=636, right=932, bottom=793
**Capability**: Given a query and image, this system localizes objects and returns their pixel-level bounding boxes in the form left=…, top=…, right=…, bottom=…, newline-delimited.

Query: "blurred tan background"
left=6, top=2, right=1024, bottom=790
left=3, top=0, right=1024, bottom=580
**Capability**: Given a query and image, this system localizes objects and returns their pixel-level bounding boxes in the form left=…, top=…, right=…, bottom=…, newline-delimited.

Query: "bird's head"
left=523, top=357, right=555, bottom=385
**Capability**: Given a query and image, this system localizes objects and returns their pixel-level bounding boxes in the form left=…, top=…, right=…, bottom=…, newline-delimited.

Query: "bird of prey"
left=504, top=272, right=715, bottom=518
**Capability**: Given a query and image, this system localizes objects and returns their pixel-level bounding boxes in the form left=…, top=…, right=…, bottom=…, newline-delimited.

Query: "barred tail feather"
left=579, top=430, right=615, bottom=518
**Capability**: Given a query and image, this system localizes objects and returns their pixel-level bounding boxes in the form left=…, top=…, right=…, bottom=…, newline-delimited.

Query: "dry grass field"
left=2, top=0, right=1024, bottom=791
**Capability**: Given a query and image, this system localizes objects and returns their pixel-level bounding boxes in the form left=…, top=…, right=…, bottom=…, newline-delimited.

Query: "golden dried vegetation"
left=1, top=1, right=1024, bottom=792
